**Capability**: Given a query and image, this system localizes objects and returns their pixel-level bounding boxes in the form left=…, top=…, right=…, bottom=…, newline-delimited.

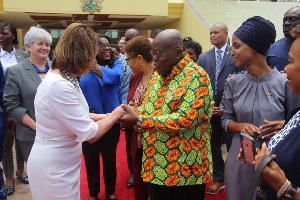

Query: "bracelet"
left=277, top=179, right=291, bottom=200
left=283, top=184, right=297, bottom=200
left=135, top=115, right=142, bottom=132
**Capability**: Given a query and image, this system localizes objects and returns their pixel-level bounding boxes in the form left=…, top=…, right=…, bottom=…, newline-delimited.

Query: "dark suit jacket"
left=3, top=58, right=50, bottom=142
left=197, top=45, right=244, bottom=106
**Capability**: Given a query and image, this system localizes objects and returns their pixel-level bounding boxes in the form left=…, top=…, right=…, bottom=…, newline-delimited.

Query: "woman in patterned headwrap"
left=220, top=16, right=299, bottom=200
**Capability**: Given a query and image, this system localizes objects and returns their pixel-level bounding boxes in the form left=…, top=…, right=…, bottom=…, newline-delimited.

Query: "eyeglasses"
left=150, top=47, right=182, bottom=58
left=125, top=57, right=134, bottom=62
left=99, top=43, right=111, bottom=50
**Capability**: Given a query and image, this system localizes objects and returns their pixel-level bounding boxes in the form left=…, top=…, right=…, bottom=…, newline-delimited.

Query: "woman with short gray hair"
left=23, top=26, right=52, bottom=52
left=3, top=26, right=52, bottom=178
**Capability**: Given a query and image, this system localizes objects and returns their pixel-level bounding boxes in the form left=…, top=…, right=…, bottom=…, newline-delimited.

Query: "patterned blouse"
left=138, top=55, right=214, bottom=186
left=269, top=110, right=300, bottom=153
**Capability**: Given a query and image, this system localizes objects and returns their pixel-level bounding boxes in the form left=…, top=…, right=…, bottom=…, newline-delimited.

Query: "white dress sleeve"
left=47, top=79, right=98, bottom=142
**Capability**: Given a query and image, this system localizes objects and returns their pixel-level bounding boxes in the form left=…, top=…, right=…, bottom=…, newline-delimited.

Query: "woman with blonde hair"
left=27, top=23, right=124, bottom=200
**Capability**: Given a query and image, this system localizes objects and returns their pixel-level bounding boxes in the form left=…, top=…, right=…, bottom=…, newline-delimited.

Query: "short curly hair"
left=184, top=41, right=202, bottom=58
left=52, top=23, right=98, bottom=75
left=291, top=24, right=300, bottom=38
left=124, top=36, right=152, bottom=63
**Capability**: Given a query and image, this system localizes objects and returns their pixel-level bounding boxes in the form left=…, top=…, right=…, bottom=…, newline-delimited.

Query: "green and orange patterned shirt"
left=138, top=55, right=214, bottom=186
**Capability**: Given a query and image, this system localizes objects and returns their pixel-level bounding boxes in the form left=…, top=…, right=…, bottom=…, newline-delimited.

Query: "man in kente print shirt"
left=120, top=29, right=213, bottom=200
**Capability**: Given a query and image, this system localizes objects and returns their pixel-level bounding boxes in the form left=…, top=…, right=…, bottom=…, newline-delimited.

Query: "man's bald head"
left=210, top=23, right=228, bottom=49
left=153, top=29, right=183, bottom=49
left=124, top=28, right=140, bottom=42
left=283, top=6, right=300, bottom=41
left=212, top=23, right=228, bottom=32
left=152, top=29, right=184, bottom=77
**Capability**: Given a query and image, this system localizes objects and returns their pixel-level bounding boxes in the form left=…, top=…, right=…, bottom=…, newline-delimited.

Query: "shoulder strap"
left=246, top=155, right=274, bottom=200
left=121, top=64, right=127, bottom=83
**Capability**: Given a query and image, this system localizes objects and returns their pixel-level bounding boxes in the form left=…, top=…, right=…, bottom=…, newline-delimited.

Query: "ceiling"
left=0, top=11, right=179, bottom=31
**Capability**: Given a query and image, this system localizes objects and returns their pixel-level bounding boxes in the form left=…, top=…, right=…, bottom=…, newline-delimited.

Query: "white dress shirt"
left=0, top=46, right=18, bottom=73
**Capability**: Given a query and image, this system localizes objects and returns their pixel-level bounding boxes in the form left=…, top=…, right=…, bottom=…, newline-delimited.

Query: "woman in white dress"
left=27, top=23, right=125, bottom=200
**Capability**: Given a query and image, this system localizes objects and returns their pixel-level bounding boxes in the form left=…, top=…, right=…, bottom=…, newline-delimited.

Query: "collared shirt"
left=214, top=43, right=227, bottom=62
left=0, top=46, right=18, bottom=73
left=138, top=54, right=214, bottom=186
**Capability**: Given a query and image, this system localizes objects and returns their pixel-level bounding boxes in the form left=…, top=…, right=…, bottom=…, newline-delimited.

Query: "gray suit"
left=197, top=45, right=244, bottom=182
left=3, top=58, right=49, bottom=161
left=2, top=49, right=27, bottom=179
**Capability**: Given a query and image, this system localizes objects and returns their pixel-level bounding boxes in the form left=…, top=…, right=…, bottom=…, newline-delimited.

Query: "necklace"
left=62, top=71, right=80, bottom=91
left=29, top=58, right=49, bottom=74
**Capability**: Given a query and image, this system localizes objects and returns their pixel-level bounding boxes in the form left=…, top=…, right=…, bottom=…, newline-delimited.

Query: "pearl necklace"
left=62, top=71, right=80, bottom=91
left=29, top=58, right=49, bottom=74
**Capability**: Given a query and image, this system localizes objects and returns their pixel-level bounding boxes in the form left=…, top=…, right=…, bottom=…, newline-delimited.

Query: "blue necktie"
left=215, top=49, right=223, bottom=94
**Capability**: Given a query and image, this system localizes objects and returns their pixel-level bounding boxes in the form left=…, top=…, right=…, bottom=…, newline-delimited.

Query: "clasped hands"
left=110, top=101, right=139, bottom=128
left=239, top=119, right=284, bottom=140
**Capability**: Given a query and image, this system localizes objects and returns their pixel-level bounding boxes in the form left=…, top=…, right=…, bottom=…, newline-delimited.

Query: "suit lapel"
left=23, top=58, right=42, bottom=86
left=218, top=45, right=231, bottom=74
left=209, top=48, right=216, bottom=75
left=15, top=50, right=26, bottom=63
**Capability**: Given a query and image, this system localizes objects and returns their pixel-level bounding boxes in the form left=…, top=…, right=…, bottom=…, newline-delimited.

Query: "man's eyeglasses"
left=150, top=47, right=182, bottom=57
left=99, top=43, right=111, bottom=50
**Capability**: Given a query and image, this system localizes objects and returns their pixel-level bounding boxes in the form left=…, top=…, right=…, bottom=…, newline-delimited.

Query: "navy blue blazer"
left=197, top=45, right=245, bottom=106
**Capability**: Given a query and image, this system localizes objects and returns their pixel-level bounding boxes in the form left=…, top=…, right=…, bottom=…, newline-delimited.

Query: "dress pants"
left=210, top=116, right=225, bottom=182
left=149, top=183, right=206, bottom=200
left=17, top=140, right=34, bottom=162
left=3, top=131, right=25, bottom=179
left=125, top=127, right=133, bottom=174
left=133, top=148, right=148, bottom=200
left=83, top=123, right=120, bottom=197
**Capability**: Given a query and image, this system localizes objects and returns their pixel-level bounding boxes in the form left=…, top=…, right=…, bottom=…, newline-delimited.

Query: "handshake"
left=111, top=102, right=140, bottom=128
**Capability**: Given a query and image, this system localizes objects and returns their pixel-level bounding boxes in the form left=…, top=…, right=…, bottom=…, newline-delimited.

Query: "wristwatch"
left=283, top=184, right=297, bottom=200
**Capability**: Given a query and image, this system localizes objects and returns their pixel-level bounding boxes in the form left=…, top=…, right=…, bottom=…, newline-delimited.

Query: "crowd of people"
left=0, top=5, right=299, bottom=200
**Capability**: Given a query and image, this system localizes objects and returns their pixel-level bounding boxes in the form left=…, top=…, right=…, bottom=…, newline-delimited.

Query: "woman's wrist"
left=282, top=184, right=298, bottom=200
left=277, top=179, right=291, bottom=199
